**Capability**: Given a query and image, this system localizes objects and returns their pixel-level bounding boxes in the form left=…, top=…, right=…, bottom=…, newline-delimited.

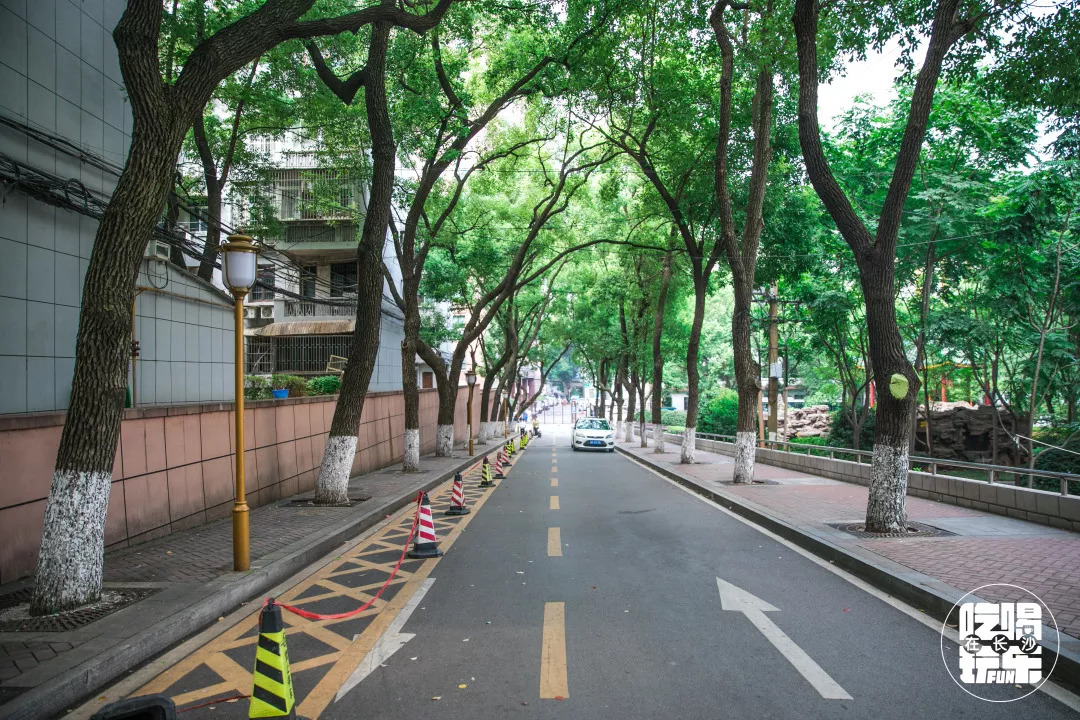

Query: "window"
left=576, top=419, right=610, bottom=431
left=422, top=372, right=434, bottom=389
left=330, top=262, right=357, bottom=297
left=182, top=207, right=208, bottom=234
left=250, top=267, right=276, bottom=301
left=300, top=265, right=317, bottom=298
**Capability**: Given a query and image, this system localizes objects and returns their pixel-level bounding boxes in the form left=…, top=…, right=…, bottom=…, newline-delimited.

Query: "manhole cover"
left=284, top=494, right=371, bottom=507
left=0, top=587, right=159, bottom=632
left=825, top=521, right=956, bottom=539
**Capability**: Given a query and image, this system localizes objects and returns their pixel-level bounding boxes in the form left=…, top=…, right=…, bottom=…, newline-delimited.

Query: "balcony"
left=282, top=299, right=355, bottom=319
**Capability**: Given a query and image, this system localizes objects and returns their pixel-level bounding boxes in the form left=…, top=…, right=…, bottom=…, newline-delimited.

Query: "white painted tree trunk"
left=435, top=424, right=454, bottom=457
left=315, top=435, right=355, bottom=505
left=403, top=428, right=420, bottom=472
left=865, top=443, right=909, bottom=532
left=654, top=424, right=665, bottom=454
left=680, top=426, right=696, bottom=464
left=639, top=421, right=647, bottom=447
left=31, top=470, right=110, bottom=614
left=477, top=422, right=487, bottom=444
left=624, top=418, right=633, bottom=443
left=733, top=431, right=756, bottom=484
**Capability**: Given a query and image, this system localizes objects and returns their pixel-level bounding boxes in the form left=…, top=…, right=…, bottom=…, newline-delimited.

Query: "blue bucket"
left=272, top=389, right=289, bottom=399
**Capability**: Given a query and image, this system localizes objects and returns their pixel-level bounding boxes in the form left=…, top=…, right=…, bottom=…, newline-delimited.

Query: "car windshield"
left=576, top=419, right=610, bottom=431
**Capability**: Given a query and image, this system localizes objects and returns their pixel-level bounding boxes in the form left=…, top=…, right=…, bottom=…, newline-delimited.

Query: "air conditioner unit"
left=245, top=308, right=257, bottom=319
left=144, top=239, right=171, bottom=261
left=260, top=306, right=274, bottom=319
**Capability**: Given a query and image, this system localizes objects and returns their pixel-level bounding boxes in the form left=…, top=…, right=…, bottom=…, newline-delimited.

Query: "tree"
left=32, top=0, right=456, bottom=614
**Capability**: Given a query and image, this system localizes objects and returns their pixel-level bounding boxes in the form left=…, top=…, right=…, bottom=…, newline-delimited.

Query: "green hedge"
left=698, top=389, right=738, bottom=436
left=788, top=436, right=830, bottom=457
left=1033, top=434, right=1080, bottom=494
left=271, top=374, right=310, bottom=397
left=660, top=409, right=686, bottom=428
left=244, top=375, right=271, bottom=401
left=307, top=375, right=342, bottom=396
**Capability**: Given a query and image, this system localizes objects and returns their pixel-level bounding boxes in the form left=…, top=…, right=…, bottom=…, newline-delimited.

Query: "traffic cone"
left=494, top=451, right=506, bottom=479
left=522, top=431, right=529, bottom=449
left=249, top=600, right=296, bottom=719
left=506, top=439, right=515, bottom=459
left=445, top=473, right=470, bottom=515
left=480, top=457, right=494, bottom=487
left=408, top=493, right=443, bottom=558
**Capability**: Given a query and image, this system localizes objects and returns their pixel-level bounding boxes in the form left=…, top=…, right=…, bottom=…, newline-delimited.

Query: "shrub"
left=308, top=375, right=342, bottom=396
left=660, top=409, right=686, bottom=428
left=271, top=374, right=310, bottom=397
left=789, top=436, right=830, bottom=457
left=244, top=375, right=271, bottom=401
left=1032, top=434, right=1080, bottom=495
left=826, top=408, right=876, bottom=450
left=698, top=389, right=739, bottom=436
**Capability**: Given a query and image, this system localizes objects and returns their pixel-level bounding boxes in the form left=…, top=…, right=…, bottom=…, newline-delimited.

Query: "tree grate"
left=0, top=587, right=159, bottom=632
left=825, top=521, right=956, bottom=539
left=283, top=494, right=371, bottom=508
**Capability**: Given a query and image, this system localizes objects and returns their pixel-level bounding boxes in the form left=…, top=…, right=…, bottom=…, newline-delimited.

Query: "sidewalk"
left=0, top=441, right=498, bottom=720
left=617, top=439, right=1080, bottom=680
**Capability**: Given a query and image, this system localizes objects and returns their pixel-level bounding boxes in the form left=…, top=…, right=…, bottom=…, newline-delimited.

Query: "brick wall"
left=0, top=385, right=498, bottom=583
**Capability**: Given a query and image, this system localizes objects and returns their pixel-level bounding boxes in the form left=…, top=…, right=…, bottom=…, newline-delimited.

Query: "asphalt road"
left=322, top=425, right=1079, bottom=720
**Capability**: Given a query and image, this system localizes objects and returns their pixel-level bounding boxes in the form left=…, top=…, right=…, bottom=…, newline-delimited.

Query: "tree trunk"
left=860, top=262, right=918, bottom=532
left=624, top=381, right=636, bottom=443
left=433, top=353, right=463, bottom=457
left=32, top=117, right=184, bottom=615
left=479, top=372, right=496, bottom=442
left=314, top=21, right=394, bottom=505
left=681, top=279, right=707, bottom=463
left=652, top=250, right=672, bottom=454
left=400, top=302, right=421, bottom=471
left=638, top=378, right=648, bottom=448
left=731, top=281, right=759, bottom=483
left=196, top=173, right=223, bottom=282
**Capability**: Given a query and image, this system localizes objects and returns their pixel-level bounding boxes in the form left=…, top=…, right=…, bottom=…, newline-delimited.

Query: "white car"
left=571, top=418, right=615, bottom=452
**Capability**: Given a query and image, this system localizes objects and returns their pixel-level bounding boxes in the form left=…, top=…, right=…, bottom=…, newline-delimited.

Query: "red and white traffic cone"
left=445, top=472, right=470, bottom=515
left=494, top=450, right=506, bottom=479
left=409, top=493, right=443, bottom=558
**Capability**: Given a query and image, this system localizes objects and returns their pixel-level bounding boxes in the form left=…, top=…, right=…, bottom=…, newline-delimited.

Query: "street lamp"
left=220, top=234, right=259, bottom=572
left=465, top=369, right=477, bottom=456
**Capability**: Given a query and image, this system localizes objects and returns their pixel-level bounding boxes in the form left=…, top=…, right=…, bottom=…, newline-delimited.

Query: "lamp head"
left=219, top=234, right=259, bottom=296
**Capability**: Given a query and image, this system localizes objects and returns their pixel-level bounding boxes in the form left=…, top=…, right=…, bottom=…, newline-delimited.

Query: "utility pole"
left=767, top=284, right=780, bottom=441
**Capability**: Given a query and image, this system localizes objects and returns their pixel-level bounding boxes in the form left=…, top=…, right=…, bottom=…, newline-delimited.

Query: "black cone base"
left=444, top=506, right=470, bottom=515
left=408, top=545, right=444, bottom=559
left=479, top=480, right=494, bottom=487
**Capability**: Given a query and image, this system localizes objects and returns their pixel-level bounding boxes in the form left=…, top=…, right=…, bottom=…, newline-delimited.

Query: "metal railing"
left=685, top=431, right=1078, bottom=497
left=283, top=299, right=355, bottom=318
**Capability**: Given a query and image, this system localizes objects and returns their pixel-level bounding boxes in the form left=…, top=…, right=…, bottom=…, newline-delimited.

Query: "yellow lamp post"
left=466, top=369, right=477, bottom=456
left=220, top=234, right=259, bottom=572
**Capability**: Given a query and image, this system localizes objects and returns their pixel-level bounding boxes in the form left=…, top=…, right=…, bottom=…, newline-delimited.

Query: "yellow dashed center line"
left=551, top=478, right=558, bottom=487
left=550, top=495, right=560, bottom=510
left=551, top=465, right=558, bottom=474
left=540, top=602, right=569, bottom=699
left=547, top=527, right=562, bottom=557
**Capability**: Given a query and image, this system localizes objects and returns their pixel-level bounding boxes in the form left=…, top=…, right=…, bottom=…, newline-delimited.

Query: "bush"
left=308, top=375, right=342, bottom=396
left=698, top=389, right=739, bottom=436
left=271, top=374, right=310, bottom=397
left=1033, top=434, right=1080, bottom=495
left=660, top=409, right=686, bottom=428
left=789, top=436, right=830, bottom=457
left=826, top=408, right=876, bottom=450
left=244, top=375, right=271, bottom=401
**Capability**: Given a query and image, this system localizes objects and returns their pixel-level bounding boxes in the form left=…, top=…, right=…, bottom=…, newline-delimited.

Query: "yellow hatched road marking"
left=550, top=496, right=560, bottom=510
left=540, top=602, right=569, bottom=699
left=547, top=527, right=562, bottom=557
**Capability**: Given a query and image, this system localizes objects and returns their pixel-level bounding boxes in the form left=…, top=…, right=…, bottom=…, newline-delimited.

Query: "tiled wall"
left=0, top=0, right=131, bottom=414
left=0, top=384, right=498, bottom=584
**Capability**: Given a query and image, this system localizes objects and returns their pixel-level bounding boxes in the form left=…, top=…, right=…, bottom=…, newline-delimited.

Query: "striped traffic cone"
left=480, top=457, right=494, bottom=487
left=249, top=600, right=296, bottom=719
left=506, top=439, right=515, bottom=459
left=494, top=450, right=506, bottom=479
left=445, top=473, right=470, bottom=515
left=408, top=493, right=444, bottom=558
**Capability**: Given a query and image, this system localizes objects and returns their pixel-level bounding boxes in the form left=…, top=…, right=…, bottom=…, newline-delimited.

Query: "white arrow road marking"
left=716, top=577, right=852, bottom=700
left=335, top=577, right=436, bottom=702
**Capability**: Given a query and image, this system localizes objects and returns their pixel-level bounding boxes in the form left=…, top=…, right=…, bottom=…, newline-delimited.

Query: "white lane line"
left=621, top=453, right=1080, bottom=713
left=717, top=577, right=851, bottom=700
left=335, top=577, right=436, bottom=701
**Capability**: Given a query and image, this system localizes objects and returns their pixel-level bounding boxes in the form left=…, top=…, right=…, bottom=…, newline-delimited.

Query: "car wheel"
left=572, top=445, right=577, bottom=451
left=608, top=448, right=615, bottom=453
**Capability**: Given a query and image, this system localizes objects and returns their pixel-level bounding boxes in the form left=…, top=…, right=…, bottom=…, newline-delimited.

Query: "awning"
left=246, top=319, right=355, bottom=336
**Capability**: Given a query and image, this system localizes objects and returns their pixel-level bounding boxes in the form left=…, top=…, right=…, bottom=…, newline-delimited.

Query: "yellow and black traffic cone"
left=445, top=472, right=470, bottom=515
left=249, top=599, right=295, bottom=719
left=506, top=438, right=515, bottom=459
left=480, top=457, right=494, bottom=487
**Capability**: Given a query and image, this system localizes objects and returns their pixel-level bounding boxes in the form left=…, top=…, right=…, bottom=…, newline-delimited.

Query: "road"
left=98, top=424, right=1080, bottom=719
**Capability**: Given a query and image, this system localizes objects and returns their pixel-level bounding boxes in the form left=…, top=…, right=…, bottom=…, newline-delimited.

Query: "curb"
left=7, top=452, right=488, bottom=720
left=617, top=445, right=1080, bottom=692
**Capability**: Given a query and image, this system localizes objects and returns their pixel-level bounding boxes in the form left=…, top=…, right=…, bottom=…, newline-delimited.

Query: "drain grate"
left=825, top=521, right=956, bottom=539
left=0, top=587, right=159, bottom=632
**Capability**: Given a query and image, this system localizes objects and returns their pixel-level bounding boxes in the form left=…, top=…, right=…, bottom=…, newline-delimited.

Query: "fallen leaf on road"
left=555, top=695, right=564, bottom=701
left=410, top=657, right=417, bottom=661
left=432, top=696, right=441, bottom=701
left=463, top=638, right=470, bottom=642
left=516, top=571, right=525, bottom=575
left=166, top=551, right=173, bottom=555
left=843, top=608, right=850, bottom=613
left=459, top=684, right=467, bottom=689
left=217, top=617, right=224, bottom=621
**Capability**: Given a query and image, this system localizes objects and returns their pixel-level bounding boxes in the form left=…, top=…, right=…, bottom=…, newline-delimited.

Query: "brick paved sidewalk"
left=619, top=441, right=1080, bottom=641
left=0, top=444, right=496, bottom=712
